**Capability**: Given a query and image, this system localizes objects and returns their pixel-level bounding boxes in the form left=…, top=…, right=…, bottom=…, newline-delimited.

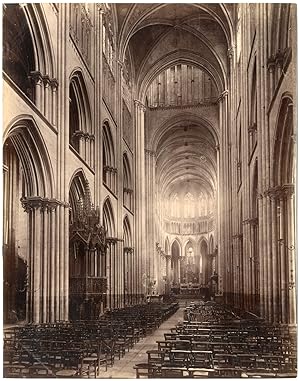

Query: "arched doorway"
left=3, top=119, right=54, bottom=323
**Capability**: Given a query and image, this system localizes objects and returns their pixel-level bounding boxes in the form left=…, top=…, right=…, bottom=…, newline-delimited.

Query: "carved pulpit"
left=69, top=199, right=108, bottom=320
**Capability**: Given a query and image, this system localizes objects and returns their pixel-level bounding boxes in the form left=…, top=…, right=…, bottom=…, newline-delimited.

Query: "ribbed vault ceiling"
left=115, top=3, right=231, bottom=216
left=156, top=122, right=217, bottom=200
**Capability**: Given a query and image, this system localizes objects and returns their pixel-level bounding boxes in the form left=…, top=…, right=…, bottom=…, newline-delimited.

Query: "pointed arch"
left=272, top=95, right=294, bottom=186
left=3, top=4, right=35, bottom=100
left=3, top=116, right=55, bottom=323
left=103, top=121, right=116, bottom=191
left=103, top=197, right=116, bottom=238
left=3, top=116, right=54, bottom=198
left=3, top=4, right=56, bottom=102
left=170, top=238, right=182, bottom=255
left=69, top=70, right=92, bottom=153
left=184, top=238, right=196, bottom=254
left=103, top=121, right=115, bottom=167
left=69, top=170, right=91, bottom=225
left=123, top=215, right=132, bottom=248
left=123, top=152, right=132, bottom=189
left=209, top=235, right=214, bottom=255
left=171, top=238, right=181, bottom=284
left=25, top=4, right=56, bottom=78
left=249, top=59, right=258, bottom=152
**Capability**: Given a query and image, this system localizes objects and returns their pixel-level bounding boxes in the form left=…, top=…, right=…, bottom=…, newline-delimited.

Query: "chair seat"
left=56, top=369, right=78, bottom=378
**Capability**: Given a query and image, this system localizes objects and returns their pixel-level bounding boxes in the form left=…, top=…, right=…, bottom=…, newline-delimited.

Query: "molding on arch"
left=198, top=236, right=209, bottom=247
left=123, top=214, right=132, bottom=247
left=4, top=115, right=55, bottom=198
left=69, top=69, right=93, bottom=134
left=271, top=93, right=294, bottom=186
left=183, top=238, right=197, bottom=252
left=103, top=196, right=116, bottom=238
left=170, top=237, right=182, bottom=253
left=134, top=25, right=226, bottom=91
left=68, top=168, right=90, bottom=193
left=25, top=4, right=56, bottom=78
left=138, top=50, right=224, bottom=101
left=103, top=121, right=116, bottom=167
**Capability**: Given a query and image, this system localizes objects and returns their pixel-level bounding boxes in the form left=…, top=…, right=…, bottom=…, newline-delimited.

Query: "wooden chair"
left=188, top=367, right=215, bottom=378
left=28, top=364, right=55, bottom=378
left=3, top=363, right=30, bottom=378
left=191, top=350, right=213, bottom=369
left=169, top=350, right=190, bottom=368
left=134, top=363, right=158, bottom=378
left=161, top=366, right=189, bottom=378
left=214, top=367, right=243, bottom=378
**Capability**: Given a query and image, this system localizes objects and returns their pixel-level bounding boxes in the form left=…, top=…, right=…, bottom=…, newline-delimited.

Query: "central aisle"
left=97, top=307, right=184, bottom=378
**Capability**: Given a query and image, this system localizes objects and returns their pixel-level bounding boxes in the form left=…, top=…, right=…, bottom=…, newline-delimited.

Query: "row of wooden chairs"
left=134, top=301, right=297, bottom=378
left=3, top=302, right=179, bottom=378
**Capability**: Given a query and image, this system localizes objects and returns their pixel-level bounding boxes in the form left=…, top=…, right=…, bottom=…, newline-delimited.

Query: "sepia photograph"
left=2, top=2, right=297, bottom=378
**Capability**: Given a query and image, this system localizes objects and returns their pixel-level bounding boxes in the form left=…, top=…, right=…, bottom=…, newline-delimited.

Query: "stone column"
left=285, top=185, right=296, bottom=325
left=217, top=90, right=229, bottom=300
left=43, top=75, right=51, bottom=121
left=134, top=100, right=146, bottom=299
left=49, top=203, right=56, bottom=322
left=30, top=71, right=44, bottom=112
left=50, top=79, right=58, bottom=126
left=278, top=194, right=287, bottom=324
left=94, top=5, right=105, bottom=207
left=145, top=149, right=156, bottom=284
left=21, top=197, right=60, bottom=323
left=57, top=3, right=69, bottom=322
left=268, top=189, right=279, bottom=323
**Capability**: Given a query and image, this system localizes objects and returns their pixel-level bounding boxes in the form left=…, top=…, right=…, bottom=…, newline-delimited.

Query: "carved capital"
left=124, top=247, right=134, bottom=254
left=29, top=71, right=43, bottom=85
left=227, top=45, right=235, bottom=59
left=267, top=55, right=276, bottom=71
left=42, top=75, right=51, bottom=87
left=232, top=233, right=243, bottom=240
left=134, top=99, right=146, bottom=112
left=97, top=3, right=106, bottom=14
left=265, top=184, right=294, bottom=200
left=73, top=130, right=85, bottom=139
left=50, top=78, right=59, bottom=90
left=242, top=218, right=258, bottom=226
left=248, top=122, right=257, bottom=134
left=123, top=187, right=133, bottom=194
left=281, top=183, right=295, bottom=198
left=21, top=197, right=61, bottom=213
left=217, top=90, right=229, bottom=103
left=145, top=149, right=156, bottom=157
left=107, top=237, right=117, bottom=245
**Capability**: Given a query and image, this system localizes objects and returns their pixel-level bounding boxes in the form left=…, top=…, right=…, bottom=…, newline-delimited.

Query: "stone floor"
left=97, top=307, right=184, bottom=378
